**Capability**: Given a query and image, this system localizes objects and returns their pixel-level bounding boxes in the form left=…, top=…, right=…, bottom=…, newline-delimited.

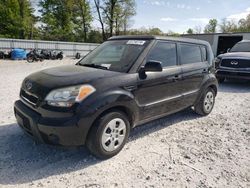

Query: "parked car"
left=215, top=40, right=250, bottom=82
left=14, top=36, right=218, bottom=159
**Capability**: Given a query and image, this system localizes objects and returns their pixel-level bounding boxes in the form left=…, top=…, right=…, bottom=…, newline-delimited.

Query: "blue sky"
left=32, top=0, right=250, bottom=34
left=132, top=0, right=250, bottom=33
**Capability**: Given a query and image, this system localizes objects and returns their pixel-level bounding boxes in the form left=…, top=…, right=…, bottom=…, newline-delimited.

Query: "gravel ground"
left=0, top=59, right=249, bottom=188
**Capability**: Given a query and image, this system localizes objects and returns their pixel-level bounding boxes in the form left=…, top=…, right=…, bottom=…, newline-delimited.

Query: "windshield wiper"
left=78, top=63, right=108, bottom=70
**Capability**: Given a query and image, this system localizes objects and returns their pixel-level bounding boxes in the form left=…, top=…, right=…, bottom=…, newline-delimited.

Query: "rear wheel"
left=194, top=88, right=215, bottom=116
left=86, top=111, right=130, bottom=159
left=27, top=56, right=34, bottom=63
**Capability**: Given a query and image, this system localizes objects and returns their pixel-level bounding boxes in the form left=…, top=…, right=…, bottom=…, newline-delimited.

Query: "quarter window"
left=200, top=46, right=207, bottom=61
left=180, top=44, right=202, bottom=64
left=147, top=42, right=177, bottom=67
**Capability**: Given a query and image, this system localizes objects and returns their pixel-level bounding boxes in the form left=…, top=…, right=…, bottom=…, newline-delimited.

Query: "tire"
left=217, top=77, right=225, bottom=83
left=27, top=56, right=34, bottom=63
left=194, top=88, right=215, bottom=116
left=86, top=111, right=130, bottom=159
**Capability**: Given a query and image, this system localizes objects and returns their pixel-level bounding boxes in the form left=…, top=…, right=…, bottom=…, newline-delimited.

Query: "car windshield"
left=78, top=39, right=150, bottom=72
left=230, top=42, right=250, bottom=52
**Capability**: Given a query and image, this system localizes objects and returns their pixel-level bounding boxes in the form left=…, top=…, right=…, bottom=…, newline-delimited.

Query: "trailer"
left=182, top=32, right=250, bottom=56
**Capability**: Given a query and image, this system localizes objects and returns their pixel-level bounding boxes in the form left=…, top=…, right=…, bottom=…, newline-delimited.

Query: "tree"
left=39, top=0, right=75, bottom=41
left=113, top=0, right=136, bottom=35
left=194, top=25, right=202, bottom=34
left=93, top=0, right=107, bottom=41
left=0, top=0, right=35, bottom=39
left=127, top=27, right=164, bottom=35
left=186, top=28, right=194, bottom=34
left=204, top=19, right=217, bottom=33
left=219, top=18, right=238, bottom=33
left=93, top=0, right=136, bottom=41
left=72, top=0, right=92, bottom=42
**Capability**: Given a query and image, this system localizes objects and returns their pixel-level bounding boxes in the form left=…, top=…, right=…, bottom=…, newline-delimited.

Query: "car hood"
left=218, top=52, right=250, bottom=59
left=22, top=65, right=123, bottom=98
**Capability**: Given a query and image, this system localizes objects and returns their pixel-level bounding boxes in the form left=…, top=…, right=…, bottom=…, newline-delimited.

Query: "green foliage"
left=1, top=1, right=250, bottom=42
left=39, top=0, right=75, bottom=41
left=204, top=19, right=218, bottom=33
left=220, top=16, right=250, bottom=33
left=72, top=0, right=93, bottom=42
left=127, top=27, right=164, bottom=35
left=187, top=28, right=194, bottom=34
left=0, top=0, right=35, bottom=39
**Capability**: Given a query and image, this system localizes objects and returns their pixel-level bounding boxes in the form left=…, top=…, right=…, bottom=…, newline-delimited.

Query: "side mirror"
left=144, top=60, right=163, bottom=72
left=227, top=48, right=231, bottom=53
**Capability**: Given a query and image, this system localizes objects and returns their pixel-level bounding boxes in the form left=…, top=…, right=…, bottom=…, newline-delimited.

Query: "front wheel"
left=194, top=88, right=215, bottom=116
left=86, top=111, right=130, bottom=159
left=27, top=56, right=34, bottom=63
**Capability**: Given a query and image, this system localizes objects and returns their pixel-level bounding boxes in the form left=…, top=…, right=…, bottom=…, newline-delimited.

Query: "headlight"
left=214, top=57, right=221, bottom=68
left=45, top=84, right=96, bottom=107
left=214, top=57, right=221, bottom=63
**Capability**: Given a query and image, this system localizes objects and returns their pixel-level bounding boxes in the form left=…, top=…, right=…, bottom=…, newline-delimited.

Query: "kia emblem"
left=25, top=80, right=32, bottom=90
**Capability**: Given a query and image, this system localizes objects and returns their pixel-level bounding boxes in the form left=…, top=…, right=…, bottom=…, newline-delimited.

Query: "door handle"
left=170, top=75, right=181, bottom=81
left=202, top=69, right=208, bottom=73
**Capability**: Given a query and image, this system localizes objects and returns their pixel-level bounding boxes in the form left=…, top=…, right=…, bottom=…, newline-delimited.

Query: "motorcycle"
left=26, top=49, right=44, bottom=63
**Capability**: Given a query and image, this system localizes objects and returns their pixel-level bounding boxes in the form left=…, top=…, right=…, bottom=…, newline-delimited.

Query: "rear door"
left=134, top=41, right=184, bottom=120
left=178, top=43, right=209, bottom=107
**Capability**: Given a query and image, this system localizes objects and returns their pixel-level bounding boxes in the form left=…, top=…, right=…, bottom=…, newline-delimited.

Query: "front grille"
left=20, top=89, right=39, bottom=106
left=221, top=59, right=250, bottom=69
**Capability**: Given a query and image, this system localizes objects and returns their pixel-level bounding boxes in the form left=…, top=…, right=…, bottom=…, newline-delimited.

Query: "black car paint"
left=216, top=41, right=250, bottom=80
left=14, top=36, right=218, bottom=146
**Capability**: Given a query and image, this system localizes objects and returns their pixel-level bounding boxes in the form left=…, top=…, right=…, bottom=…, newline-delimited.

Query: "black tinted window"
left=147, top=42, right=177, bottom=67
left=201, top=46, right=207, bottom=61
left=180, top=44, right=202, bottom=64
left=230, top=42, right=250, bottom=52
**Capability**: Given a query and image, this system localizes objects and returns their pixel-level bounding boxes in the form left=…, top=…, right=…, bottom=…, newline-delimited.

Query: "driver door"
left=133, top=41, right=184, bottom=121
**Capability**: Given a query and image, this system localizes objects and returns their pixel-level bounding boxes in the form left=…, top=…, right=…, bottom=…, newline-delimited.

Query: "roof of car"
left=108, top=35, right=209, bottom=46
left=238, top=40, right=250, bottom=43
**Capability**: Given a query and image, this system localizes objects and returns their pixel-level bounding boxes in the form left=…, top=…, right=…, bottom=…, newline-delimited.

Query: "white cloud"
left=144, top=0, right=168, bottom=6
left=227, top=7, right=250, bottom=21
left=189, top=18, right=210, bottom=24
left=196, top=7, right=200, bottom=11
left=176, top=3, right=192, bottom=10
left=160, top=17, right=177, bottom=22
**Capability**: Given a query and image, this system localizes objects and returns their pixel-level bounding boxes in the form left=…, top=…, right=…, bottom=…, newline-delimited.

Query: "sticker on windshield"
left=101, top=64, right=111, bottom=69
left=127, top=40, right=146, bottom=45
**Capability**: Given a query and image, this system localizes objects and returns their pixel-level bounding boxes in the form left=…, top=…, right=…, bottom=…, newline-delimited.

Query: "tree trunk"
left=18, top=0, right=25, bottom=39
left=94, top=0, right=106, bottom=41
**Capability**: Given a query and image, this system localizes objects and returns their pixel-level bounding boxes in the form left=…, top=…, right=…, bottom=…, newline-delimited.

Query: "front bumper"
left=14, top=100, right=86, bottom=146
left=216, top=69, right=250, bottom=80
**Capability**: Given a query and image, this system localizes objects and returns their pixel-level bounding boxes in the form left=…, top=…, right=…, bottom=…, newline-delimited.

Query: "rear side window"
left=200, top=46, right=207, bottom=61
left=147, top=42, right=177, bottom=67
left=180, top=44, right=202, bottom=64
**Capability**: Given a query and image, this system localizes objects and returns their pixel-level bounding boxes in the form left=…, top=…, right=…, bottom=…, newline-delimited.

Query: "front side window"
left=78, top=40, right=150, bottom=72
left=147, top=41, right=177, bottom=67
left=180, top=44, right=202, bottom=64
left=230, top=42, right=250, bottom=52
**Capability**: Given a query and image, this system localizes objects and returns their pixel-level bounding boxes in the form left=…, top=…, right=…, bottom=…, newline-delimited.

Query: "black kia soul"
left=14, top=36, right=218, bottom=159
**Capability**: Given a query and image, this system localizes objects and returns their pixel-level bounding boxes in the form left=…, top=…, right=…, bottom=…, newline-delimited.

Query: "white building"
left=183, top=32, right=250, bottom=56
